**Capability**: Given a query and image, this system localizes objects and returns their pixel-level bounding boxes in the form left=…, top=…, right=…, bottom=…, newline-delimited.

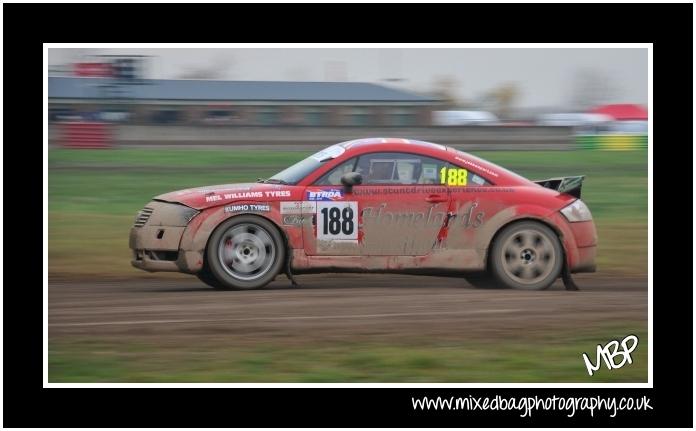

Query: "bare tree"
left=570, top=69, right=618, bottom=110
left=430, top=75, right=460, bottom=109
left=480, top=82, right=520, bottom=119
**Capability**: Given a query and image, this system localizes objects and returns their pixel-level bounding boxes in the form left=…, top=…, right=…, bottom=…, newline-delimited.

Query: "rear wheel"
left=205, top=215, right=285, bottom=290
left=489, top=221, right=563, bottom=290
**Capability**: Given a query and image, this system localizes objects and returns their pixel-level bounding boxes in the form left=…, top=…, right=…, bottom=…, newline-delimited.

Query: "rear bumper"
left=572, top=245, right=597, bottom=273
left=566, top=220, right=598, bottom=273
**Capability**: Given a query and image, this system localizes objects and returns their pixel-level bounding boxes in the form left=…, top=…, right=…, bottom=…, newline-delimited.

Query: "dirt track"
left=48, top=273, right=648, bottom=345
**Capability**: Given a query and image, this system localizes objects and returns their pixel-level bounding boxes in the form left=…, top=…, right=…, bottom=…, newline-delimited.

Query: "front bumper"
left=130, top=225, right=184, bottom=272
left=129, top=226, right=205, bottom=273
left=129, top=201, right=203, bottom=273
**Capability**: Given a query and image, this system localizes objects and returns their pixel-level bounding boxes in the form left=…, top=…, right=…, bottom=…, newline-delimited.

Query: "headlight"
left=133, top=203, right=200, bottom=228
left=560, top=199, right=593, bottom=222
left=177, top=206, right=200, bottom=225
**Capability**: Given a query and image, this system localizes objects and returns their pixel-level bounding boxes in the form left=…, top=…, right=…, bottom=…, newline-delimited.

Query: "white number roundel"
left=316, top=201, right=358, bottom=240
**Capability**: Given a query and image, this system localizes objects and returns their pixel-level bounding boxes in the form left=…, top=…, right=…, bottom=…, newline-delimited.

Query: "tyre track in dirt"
left=48, top=273, right=648, bottom=344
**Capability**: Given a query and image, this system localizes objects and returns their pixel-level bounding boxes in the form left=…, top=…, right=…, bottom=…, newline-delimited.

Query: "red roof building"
left=589, top=104, right=647, bottom=121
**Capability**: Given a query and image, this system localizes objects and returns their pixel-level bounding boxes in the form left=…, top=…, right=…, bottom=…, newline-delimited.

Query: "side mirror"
left=340, top=172, right=363, bottom=193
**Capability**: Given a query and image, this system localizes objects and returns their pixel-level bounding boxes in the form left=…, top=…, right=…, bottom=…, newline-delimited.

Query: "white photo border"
left=42, top=42, right=653, bottom=389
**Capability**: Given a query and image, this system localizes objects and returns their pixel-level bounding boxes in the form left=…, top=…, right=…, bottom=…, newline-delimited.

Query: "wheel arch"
left=482, top=216, right=567, bottom=270
left=200, top=211, right=290, bottom=289
left=181, top=205, right=291, bottom=273
left=201, top=211, right=290, bottom=265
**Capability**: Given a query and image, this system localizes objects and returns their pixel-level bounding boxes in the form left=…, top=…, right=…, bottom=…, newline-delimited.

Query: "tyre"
left=489, top=221, right=563, bottom=290
left=196, top=265, right=226, bottom=289
left=205, top=215, right=285, bottom=290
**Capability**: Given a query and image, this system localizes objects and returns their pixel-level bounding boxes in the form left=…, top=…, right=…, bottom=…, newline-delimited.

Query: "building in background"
left=48, top=77, right=442, bottom=127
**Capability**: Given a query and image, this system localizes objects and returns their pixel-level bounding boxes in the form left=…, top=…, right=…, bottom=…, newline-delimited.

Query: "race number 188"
left=316, top=201, right=358, bottom=240
left=440, top=167, right=468, bottom=186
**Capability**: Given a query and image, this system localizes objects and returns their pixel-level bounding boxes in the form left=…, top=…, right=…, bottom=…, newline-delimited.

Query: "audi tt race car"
left=130, top=138, right=597, bottom=290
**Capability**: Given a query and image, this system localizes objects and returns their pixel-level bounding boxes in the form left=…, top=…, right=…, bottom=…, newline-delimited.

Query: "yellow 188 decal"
left=439, top=167, right=468, bottom=186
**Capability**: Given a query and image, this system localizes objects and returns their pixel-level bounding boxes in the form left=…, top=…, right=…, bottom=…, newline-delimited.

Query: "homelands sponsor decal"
left=306, top=189, right=343, bottom=201
left=361, top=202, right=485, bottom=228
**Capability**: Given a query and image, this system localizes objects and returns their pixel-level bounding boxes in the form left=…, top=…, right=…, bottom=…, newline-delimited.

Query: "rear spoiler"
left=533, top=175, right=585, bottom=199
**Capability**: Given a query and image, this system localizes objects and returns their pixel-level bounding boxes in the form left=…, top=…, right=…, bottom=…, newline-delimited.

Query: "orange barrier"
left=61, top=122, right=113, bottom=149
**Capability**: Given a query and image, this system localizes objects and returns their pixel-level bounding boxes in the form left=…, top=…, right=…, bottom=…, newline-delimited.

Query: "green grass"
left=48, top=323, right=648, bottom=383
left=48, top=148, right=647, bottom=277
left=48, top=148, right=308, bottom=168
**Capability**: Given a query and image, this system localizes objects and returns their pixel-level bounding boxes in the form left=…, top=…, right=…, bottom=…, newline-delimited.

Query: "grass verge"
left=49, top=323, right=647, bottom=383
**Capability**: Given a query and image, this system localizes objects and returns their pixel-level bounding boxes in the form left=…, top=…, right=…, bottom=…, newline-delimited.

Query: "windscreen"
left=268, top=145, right=346, bottom=184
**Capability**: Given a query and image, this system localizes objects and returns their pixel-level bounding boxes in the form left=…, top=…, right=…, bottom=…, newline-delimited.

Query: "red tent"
left=589, top=104, right=647, bottom=121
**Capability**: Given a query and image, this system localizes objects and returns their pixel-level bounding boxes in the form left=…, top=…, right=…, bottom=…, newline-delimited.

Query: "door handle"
left=425, top=194, right=448, bottom=203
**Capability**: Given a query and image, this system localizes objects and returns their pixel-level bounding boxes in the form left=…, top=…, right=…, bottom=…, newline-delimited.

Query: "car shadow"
left=134, top=274, right=571, bottom=293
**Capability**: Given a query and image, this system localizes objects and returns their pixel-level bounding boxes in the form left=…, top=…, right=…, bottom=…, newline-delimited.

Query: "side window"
left=468, top=171, right=492, bottom=186
left=314, top=157, right=358, bottom=185
left=354, top=152, right=449, bottom=185
left=313, top=152, right=492, bottom=186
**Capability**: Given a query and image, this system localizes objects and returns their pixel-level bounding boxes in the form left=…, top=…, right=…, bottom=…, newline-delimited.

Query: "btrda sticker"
left=306, top=189, right=343, bottom=201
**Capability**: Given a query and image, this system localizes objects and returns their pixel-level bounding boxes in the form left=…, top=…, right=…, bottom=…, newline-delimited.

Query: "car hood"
left=154, top=183, right=301, bottom=210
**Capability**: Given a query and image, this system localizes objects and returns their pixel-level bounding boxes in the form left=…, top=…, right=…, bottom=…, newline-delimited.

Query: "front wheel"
left=205, top=215, right=285, bottom=290
left=489, top=221, right=563, bottom=290
left=196, top=265, right=226, bottom=289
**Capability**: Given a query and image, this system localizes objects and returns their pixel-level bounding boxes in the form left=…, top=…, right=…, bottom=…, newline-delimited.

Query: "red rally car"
left=130, top=138, right=597, bottom=290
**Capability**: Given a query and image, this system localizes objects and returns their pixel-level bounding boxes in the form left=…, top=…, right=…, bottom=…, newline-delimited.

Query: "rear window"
left=453, top=150, right=531, bottom=184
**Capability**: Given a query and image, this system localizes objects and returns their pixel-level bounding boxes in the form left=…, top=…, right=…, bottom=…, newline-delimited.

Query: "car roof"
left=339, top=137, right=448, bottom=152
